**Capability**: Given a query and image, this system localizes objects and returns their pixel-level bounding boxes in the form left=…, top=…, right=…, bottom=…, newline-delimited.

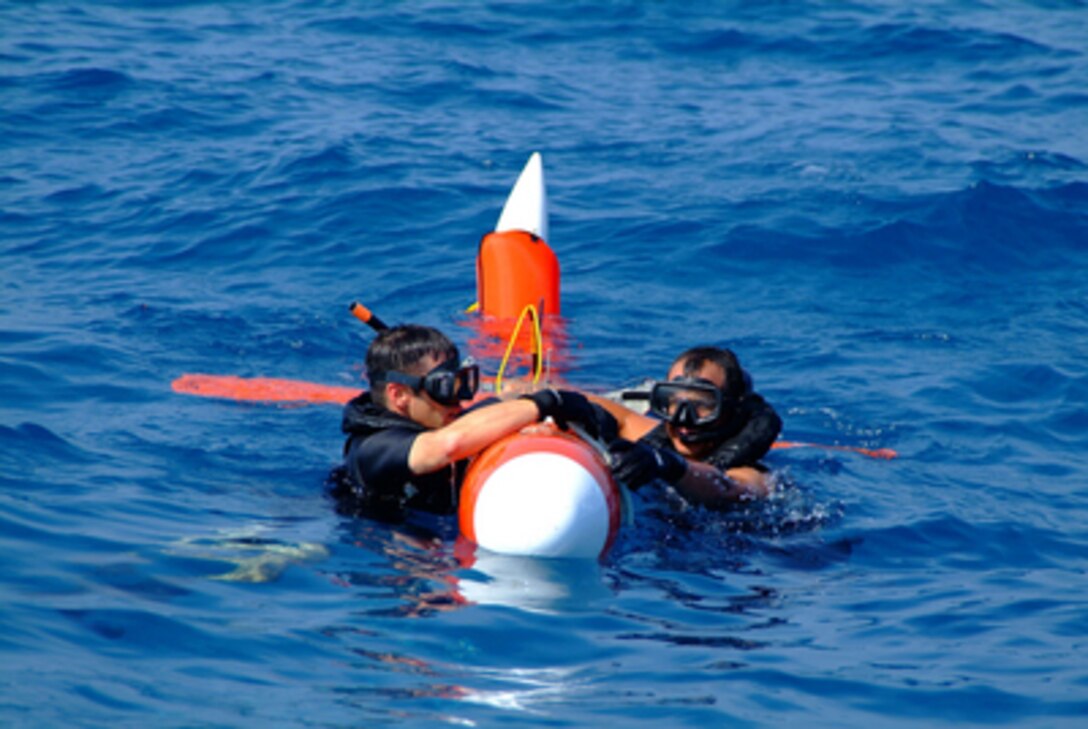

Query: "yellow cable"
left=494, top=304, right=544, bottom=394
left=530, top=304, right=544, bottom=385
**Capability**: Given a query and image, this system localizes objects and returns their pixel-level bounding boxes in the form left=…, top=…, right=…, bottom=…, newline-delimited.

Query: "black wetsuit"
left=330, top=392, right=464, bottom=522
left=640, top=392, right=782, bottom=470
left=330, top=392, right=619, bottom=522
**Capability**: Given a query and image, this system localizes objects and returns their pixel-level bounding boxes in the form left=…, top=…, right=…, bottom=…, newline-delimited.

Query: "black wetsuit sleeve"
left=707, top=393, right=783, bottom=470
left=335, top=427, right=420, bottom=521
left=594, top=405, right=620, bottom=444
left=350, top=428, right=417, bottom=491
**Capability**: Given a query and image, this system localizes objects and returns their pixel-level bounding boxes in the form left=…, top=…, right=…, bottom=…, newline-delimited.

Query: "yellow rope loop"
left=529, top=304, right=544, bottom=385
left=494, top=304, right=544, bottom=395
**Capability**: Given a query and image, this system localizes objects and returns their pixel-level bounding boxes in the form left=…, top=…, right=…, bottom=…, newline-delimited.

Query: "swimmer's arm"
left=586, top=394, right=658, bottom=441
left=672, top=462, right=774, bottom=508
left=407, top=398, right=540, bottom=475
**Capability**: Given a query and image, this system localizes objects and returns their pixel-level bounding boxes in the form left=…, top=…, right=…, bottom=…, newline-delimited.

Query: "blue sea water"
left=3, top=1, right=1088, bottom=726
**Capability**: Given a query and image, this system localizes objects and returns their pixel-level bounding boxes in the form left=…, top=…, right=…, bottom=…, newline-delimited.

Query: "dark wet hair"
left=671, top=346, right=747, bottom=400
left=366, top=324, right=458, bottom=407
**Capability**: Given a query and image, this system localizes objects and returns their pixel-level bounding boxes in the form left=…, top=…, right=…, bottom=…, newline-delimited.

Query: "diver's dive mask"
left=649, top=378, right=725, bottom=426
left=648, top=377, right=742, bottom=444
left=385, top=356, right=480, bottom=406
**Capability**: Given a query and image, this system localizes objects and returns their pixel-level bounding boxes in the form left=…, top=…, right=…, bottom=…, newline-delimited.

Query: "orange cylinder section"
left=476, top=230, right=561, bottom=320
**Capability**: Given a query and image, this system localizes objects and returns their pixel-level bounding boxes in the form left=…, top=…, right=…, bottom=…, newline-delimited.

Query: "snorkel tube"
left=350, top=301, right=390, bottom=332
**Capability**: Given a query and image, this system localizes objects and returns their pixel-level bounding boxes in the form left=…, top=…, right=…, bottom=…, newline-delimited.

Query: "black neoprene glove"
left=520, top=388, right=600, bottom=440
left=608, top=439, right=688, bottom=490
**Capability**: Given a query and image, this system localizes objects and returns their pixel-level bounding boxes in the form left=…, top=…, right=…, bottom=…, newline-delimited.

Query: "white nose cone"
left=460, top=431, right=620, bottom=559
left=495, top=152, right=549, bottom=242
left=473, top=452, right=610, bottom=558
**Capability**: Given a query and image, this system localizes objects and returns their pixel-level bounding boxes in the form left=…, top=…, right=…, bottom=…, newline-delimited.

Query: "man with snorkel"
left=331, top=324, right=605, bottom=522
left=594, top=346, right=782, bottom=508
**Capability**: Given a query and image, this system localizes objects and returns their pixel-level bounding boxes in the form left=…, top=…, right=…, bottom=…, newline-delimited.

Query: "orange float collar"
left=476, top=230, right=560, bottom=319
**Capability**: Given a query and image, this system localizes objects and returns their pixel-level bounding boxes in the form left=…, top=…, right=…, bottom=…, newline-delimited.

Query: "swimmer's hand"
left=520, top=388, right=600, bottom=439
left=608, top=439, right=687, bottom=490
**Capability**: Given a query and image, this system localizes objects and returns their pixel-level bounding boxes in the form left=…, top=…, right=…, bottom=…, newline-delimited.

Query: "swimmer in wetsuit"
left=591, top=346, right=782, bottom=508
left=331, top=324, right=603, bottom=522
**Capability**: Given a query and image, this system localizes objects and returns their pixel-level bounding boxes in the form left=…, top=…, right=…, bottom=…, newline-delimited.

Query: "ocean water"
left=3, top=1, right=1088, bottom=726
